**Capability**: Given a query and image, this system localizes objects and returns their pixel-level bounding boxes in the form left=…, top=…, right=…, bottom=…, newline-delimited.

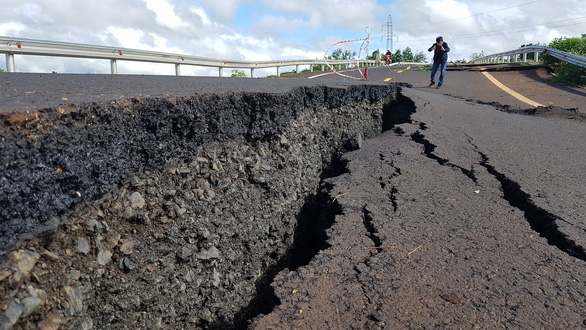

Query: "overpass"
left=1, top=38, right=586, bottom=329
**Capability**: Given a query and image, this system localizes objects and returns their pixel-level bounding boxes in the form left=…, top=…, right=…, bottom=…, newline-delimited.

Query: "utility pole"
left=365, top=27, right=370, bottom=58
left=381, top=15, right=397, bottom=53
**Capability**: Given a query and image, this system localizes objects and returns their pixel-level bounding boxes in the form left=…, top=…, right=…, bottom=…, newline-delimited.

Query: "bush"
left=543, top=34, right=586, bottom=86
left=231, top=69, right=246, bottom=77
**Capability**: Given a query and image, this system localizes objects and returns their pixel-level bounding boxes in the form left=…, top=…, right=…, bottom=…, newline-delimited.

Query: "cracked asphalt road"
left=253, top=87, right=586, bottom=328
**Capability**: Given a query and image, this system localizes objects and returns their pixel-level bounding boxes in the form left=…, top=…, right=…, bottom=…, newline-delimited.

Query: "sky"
left=1, top=0, right=585, bottom=77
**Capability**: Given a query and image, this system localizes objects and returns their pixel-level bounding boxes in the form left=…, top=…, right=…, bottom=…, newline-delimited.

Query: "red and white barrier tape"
left=323, top=37, right=369, bottom=80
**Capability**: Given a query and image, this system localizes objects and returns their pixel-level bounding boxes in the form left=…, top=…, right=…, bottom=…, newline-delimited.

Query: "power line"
left=397, top=16, right=586, bottom=43
left=398, top=0, right=545, bottom=30
left=451, top=17, right=586, bottom=40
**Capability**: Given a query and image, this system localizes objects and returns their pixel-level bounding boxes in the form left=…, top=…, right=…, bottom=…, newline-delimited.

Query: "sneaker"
left=429, top=82, right=435, bottom=87
left=436, top=84, right=442, bottom=89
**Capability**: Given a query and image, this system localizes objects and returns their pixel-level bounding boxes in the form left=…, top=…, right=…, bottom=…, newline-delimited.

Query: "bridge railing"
left=472, top=45, right=586, bottom=68
left=1, top=36, right=376, bottom=77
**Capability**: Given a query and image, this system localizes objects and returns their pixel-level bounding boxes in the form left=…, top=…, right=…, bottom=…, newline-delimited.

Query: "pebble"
left=1, top=301, right=23, bottom=328
left=21, top=296, right=42, bottom=318
left=9, top=250, right=40, bottom=276
left=63, top=286, right=83, bottom=314
left=122, top=257, right=135, bottom=271
left=77, top=238, right=91, bottom=254
left=197, top=246, right=221, bottom=260
left=97, top=250, right=113, bottom=266
left=119, top=239, right=136, bottom=255
left=128, top=192, right=145, bottom=209
left=177, top=247, right=193, bottom=260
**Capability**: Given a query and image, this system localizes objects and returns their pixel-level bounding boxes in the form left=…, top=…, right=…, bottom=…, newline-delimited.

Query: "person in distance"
left=428, top=36, right=450, bottom=89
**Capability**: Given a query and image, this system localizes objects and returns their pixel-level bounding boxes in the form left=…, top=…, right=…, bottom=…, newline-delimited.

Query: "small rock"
left=86, top=219, right=102, bottom=231
left=123, top=206, right=135, bottom=219
left=440, top=293, right=464, bottom=304
left=1, top=301, right=23, bottom=328
left=211, top=268, right=221, bottom=287
left=63, top=286, right=83, bottom=314
left=77, top=238, right=91, bottom=254
left=205, top=190, right=216, bottom=199
left=9, top=250, right=40, bottom=276
left=280, top=135, right=288, bottom=145
left=119, top=239, right=136, bottom=255
left=97, top=250, right=112, bottom=266
left=164, top=190, right=176, bottom=199
left=42, top=250, right=60, bottom=261
left=21, top=297, right=42, bottom=318
left=122, top=257, right=135, bottom=271
left=174, top=204, right=187, bottom=216
left=0, top=269, right=12, bottom=282
left=128, top=192, right=145, bottom=209
left=81, top=317, right=93, bottom=330
left=177, top=247, right=193, bottom=261
left=194, top=189, right=205, bottom=200
left=197, top=246, right=221, bottom=260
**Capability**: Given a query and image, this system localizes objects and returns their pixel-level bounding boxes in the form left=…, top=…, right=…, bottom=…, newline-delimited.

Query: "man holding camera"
left=428, top=36, right=450, bottom=89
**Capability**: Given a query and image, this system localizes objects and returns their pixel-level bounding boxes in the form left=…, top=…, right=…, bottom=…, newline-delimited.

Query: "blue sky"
left=1, top=0, right=584, bottom=76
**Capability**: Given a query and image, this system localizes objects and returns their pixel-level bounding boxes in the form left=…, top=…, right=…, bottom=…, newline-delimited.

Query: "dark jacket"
left=428, top=42, right=450, bottom=62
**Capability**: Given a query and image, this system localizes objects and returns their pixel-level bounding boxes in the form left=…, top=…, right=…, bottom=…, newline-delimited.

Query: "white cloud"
left=1, top=0, right=585, bottom=74
left=143, top=0, right=187, bottom=29
left=0, top=22, right=26, bottom=35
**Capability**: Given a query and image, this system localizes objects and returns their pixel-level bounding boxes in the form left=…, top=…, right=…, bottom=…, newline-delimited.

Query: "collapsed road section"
left=0, top=83, right=406, bottom=328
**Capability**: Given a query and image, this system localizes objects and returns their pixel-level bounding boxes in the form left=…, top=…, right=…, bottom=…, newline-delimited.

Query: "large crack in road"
left=253, top=86, right=586, bottom=328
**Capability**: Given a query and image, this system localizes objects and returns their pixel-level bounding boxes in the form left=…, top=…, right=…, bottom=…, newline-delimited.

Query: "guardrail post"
left=534, top=52, right=539, bottom=62
left=296, top=64, right=300, bottom=73
left=175, top=64, right=181, bottom=76
left=110, top=59, right=118, bottom=74
left=310, top=64, right=314, bottom=72
left=523, top=53, right=527, bottom=62
left=276, top=66, right=280, bottom=77
left=219, top=67, right=223, bottom=77
left=250, top=68, right=254, bottom=78
left=6, top=54, right=15, bottom=72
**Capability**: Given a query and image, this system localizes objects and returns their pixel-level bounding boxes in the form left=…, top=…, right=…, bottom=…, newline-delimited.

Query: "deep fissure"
left=410, top=130, right=478, bottom=183
left=362, top=206, right=383, bottom=250
left=235, top=88, right=417, bottom=326
left=478, top=152, right=586, bottom=261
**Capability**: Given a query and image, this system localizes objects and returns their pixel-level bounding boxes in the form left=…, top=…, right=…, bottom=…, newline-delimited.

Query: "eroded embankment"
left=0, top=84, right=401, bottom=329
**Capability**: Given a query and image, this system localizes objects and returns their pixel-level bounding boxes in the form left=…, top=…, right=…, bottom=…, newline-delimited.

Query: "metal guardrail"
left=0, top=36, right=377, bottom=78
left=472, top=46, right=586, bottom=68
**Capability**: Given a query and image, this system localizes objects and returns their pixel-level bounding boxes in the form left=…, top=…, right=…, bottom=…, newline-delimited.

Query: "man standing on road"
left=428, top=36, right=450, bottom=89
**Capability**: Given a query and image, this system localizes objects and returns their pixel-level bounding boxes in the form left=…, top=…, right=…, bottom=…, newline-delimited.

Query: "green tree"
left=0, top=68, right=5, bottom=73
left=414, top=51, right=426, bottom=63
left=392, top=49, right=402, bottom=62
left=231, top=69, right=246, bottom=77
left=402, top=47, right=414, bottom=62
left=369, top=49, right=380, bottom=61
left=543, top=34, right=586, bottom=86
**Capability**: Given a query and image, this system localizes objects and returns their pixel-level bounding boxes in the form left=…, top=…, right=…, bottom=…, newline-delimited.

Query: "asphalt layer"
left=0, top=73, right=387, bottom=112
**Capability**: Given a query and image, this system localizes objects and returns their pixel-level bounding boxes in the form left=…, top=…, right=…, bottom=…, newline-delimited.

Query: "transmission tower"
left=381, top=15, right=397, bottom=52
